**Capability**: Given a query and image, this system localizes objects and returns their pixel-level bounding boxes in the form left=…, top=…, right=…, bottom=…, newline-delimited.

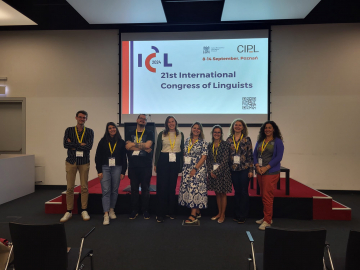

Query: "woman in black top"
left=95, top=122, right=127, bottom=225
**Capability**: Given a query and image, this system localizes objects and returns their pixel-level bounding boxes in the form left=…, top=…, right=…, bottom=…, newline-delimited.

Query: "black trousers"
left=128, top=166, right=152, bottom=212
left=231, top=170, right=250, bottom=219
left=156, top=152, right=181, bottom=218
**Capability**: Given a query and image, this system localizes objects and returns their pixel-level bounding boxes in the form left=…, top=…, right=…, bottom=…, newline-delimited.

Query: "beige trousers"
left=65, top=161, right=90, bottom=210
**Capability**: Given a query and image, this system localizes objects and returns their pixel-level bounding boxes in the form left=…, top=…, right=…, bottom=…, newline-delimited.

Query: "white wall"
left=0, top=30, right=120, bottom=185
left=1, top=24, right=360, bottom=189
left=271, top=23, right=360, bottom=190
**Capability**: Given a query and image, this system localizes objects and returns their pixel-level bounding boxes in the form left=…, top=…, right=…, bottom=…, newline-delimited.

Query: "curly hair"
left=229, top=118, right=248, bottom=137
left=257, top=121, right=283, bottom=142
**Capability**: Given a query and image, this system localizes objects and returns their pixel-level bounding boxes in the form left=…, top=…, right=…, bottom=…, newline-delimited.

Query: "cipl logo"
left=138, top=46, right=172, bottom=73
left=237, top=45, right=259, bottom=53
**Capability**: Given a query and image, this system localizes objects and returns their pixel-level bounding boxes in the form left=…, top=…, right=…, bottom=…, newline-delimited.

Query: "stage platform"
left=45, top=176, right=351, bottom=220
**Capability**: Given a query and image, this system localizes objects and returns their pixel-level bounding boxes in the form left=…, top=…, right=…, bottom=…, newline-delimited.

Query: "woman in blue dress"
left=178, top=122, right=208, bottom=224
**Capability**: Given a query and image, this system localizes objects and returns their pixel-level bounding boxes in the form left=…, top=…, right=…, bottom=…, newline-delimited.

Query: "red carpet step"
left=45, top=177, right=351, bottom=220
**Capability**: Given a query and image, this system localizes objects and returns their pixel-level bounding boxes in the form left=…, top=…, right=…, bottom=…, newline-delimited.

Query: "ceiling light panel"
left=0, top=1, right=37, bottom=26
left=221, top=0, right=321, bottom=21
left=67, top=0, right=167, bottom=24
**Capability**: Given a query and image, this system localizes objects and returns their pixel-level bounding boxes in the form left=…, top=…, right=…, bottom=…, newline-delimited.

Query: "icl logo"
left=138, top=46, right=172, bottom=73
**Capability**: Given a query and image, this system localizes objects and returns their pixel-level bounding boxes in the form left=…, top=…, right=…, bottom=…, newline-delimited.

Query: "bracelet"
left=193, top=167, right=198, bottom=171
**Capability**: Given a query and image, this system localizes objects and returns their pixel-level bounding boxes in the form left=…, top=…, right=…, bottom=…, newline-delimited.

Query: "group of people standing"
left=60, top=111, right=284, bottom=231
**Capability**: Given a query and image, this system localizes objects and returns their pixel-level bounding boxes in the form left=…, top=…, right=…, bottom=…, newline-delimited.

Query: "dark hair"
left=190, top=122, right=204, bottom=140
left=163, top=115, right=180, bottom=136
left=103, top=122, right=122, bottom=142
left=211, top=125, right=223, bottom=142
left=76, top=110, right=88, bottom=118
left=137, top=114, right=147, bottom=120
left=257, top=121, right=283, bottom=142
left=229, top=118, right=248, bottom=137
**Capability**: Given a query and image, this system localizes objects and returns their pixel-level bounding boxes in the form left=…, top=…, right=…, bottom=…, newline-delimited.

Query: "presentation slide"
left=121, top=31, right=269, bottom=125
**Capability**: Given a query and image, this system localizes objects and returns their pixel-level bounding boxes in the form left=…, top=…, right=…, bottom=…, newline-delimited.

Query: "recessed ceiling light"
left=0, top=1, right=37, bottom=26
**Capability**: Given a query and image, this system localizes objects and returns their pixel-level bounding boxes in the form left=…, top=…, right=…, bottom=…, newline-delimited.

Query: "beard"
left=138, top=123, right=145, bottom=128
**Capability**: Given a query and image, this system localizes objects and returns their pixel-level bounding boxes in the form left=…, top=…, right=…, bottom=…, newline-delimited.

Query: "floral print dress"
left=178, top=138, right=208, bottom=209
left=206, top=141, right=232, bottom=193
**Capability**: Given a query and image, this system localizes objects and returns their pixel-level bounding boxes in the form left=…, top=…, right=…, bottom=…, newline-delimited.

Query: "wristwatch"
left=194, top=167, right=198, bottom=171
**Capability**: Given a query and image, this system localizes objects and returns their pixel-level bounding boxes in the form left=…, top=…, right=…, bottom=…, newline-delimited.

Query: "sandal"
left=211, top=216, right=220, bottom=221
left=185, top=215, right=198, bottom=224
left=196, top=212, right=201, bottom=219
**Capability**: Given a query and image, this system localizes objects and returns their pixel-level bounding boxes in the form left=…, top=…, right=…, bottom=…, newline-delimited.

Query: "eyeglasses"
left=138, top=117, right=147, bottom=121
left=213, top=132, right=221, bottom=134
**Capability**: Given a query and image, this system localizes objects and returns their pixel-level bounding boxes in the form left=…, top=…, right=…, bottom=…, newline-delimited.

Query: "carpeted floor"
left=0, top=188, right=359, bottom=270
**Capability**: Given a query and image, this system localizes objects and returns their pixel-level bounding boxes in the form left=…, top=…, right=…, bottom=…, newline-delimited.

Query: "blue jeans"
left=101, top=165, right=122, bottom=213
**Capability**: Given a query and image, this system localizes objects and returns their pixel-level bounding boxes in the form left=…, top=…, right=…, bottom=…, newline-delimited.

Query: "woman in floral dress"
left=207, top=125, right=232, bottom=223
left=178, top=122, right=208, bottom=224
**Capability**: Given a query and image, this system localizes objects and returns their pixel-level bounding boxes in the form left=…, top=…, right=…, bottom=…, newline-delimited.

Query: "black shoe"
left=156, top=216, right=164, bottom=223
left=233, top=217, right=240, bottom=222
left=166, top=214, right=176, bottom=220
left=238, top=217, right=246, bottom=224
left=143, top=211, right=150, bottom=219
left=129, top=211, right=138, bottom=220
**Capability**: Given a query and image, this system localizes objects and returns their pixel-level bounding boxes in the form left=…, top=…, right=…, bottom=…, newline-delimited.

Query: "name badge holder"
left=76, top=151, right=83, bottom=157
left=133, top=151, right=140, bottom=156
left=213, top=163, right=219, bottom=171
left=233, top=155, right=240, bottom=164
left=169, top=152, right=176, bottom=162
left=109, top=157, right=116, bottom=167
left=258, top=157, right=263, bottom=166
left=185, top=156, right=192, bottom=165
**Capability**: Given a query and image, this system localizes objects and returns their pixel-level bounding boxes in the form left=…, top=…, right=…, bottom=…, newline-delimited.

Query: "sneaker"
left=238, top=217, right=246, bottom=224
left=81, top=211, right=90, bottom=221
left=109, top=209, right=117, bottom=219
left=60, top=212, right=72, bottom=223
left=166, top=214, right=176, bottom=220
left=259, top=221, right=271, bottom=231
left=156, top=216, right=164, bottom=223
left=256, top=218, right=273, bottom=225
left=143, top=211, right=150, bottom=220
left=103, top=214, right=110, bottom=225
left=129, top=211, right=138, bottom=220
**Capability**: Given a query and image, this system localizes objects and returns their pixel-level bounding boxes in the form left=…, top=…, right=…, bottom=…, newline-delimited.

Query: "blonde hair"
left=229, top=118, right=248, bottom=137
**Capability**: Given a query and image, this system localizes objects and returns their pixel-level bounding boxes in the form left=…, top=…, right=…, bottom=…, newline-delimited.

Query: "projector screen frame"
left=118, top=29, right=271, bottom=128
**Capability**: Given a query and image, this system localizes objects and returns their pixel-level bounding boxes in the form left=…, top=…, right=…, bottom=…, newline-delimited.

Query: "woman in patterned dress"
left=178, top=122, right=208, bottom=224
left=226, top=119, right=254, bottom=224
left=207, top=125, right=232, bottom=223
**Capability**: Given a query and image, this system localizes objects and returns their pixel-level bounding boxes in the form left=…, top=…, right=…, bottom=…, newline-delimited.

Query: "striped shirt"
left=63, top=126, right=94, bottom=165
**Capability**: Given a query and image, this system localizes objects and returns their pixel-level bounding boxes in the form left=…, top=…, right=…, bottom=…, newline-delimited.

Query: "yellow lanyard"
left=232, top=134, right=243, bottom=153
left=261, top=139, right=270, bottom=156
left=169, top=133, right=176, bottom=151
left=75, top=126, right=86, bottom=143
left=108, top=142, right=117, bottom=156
left=136, top=129, right=145, bottom=143
left=212, top=141, right=220, bottom=163
left=188, top=139, right=198, bottom=154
